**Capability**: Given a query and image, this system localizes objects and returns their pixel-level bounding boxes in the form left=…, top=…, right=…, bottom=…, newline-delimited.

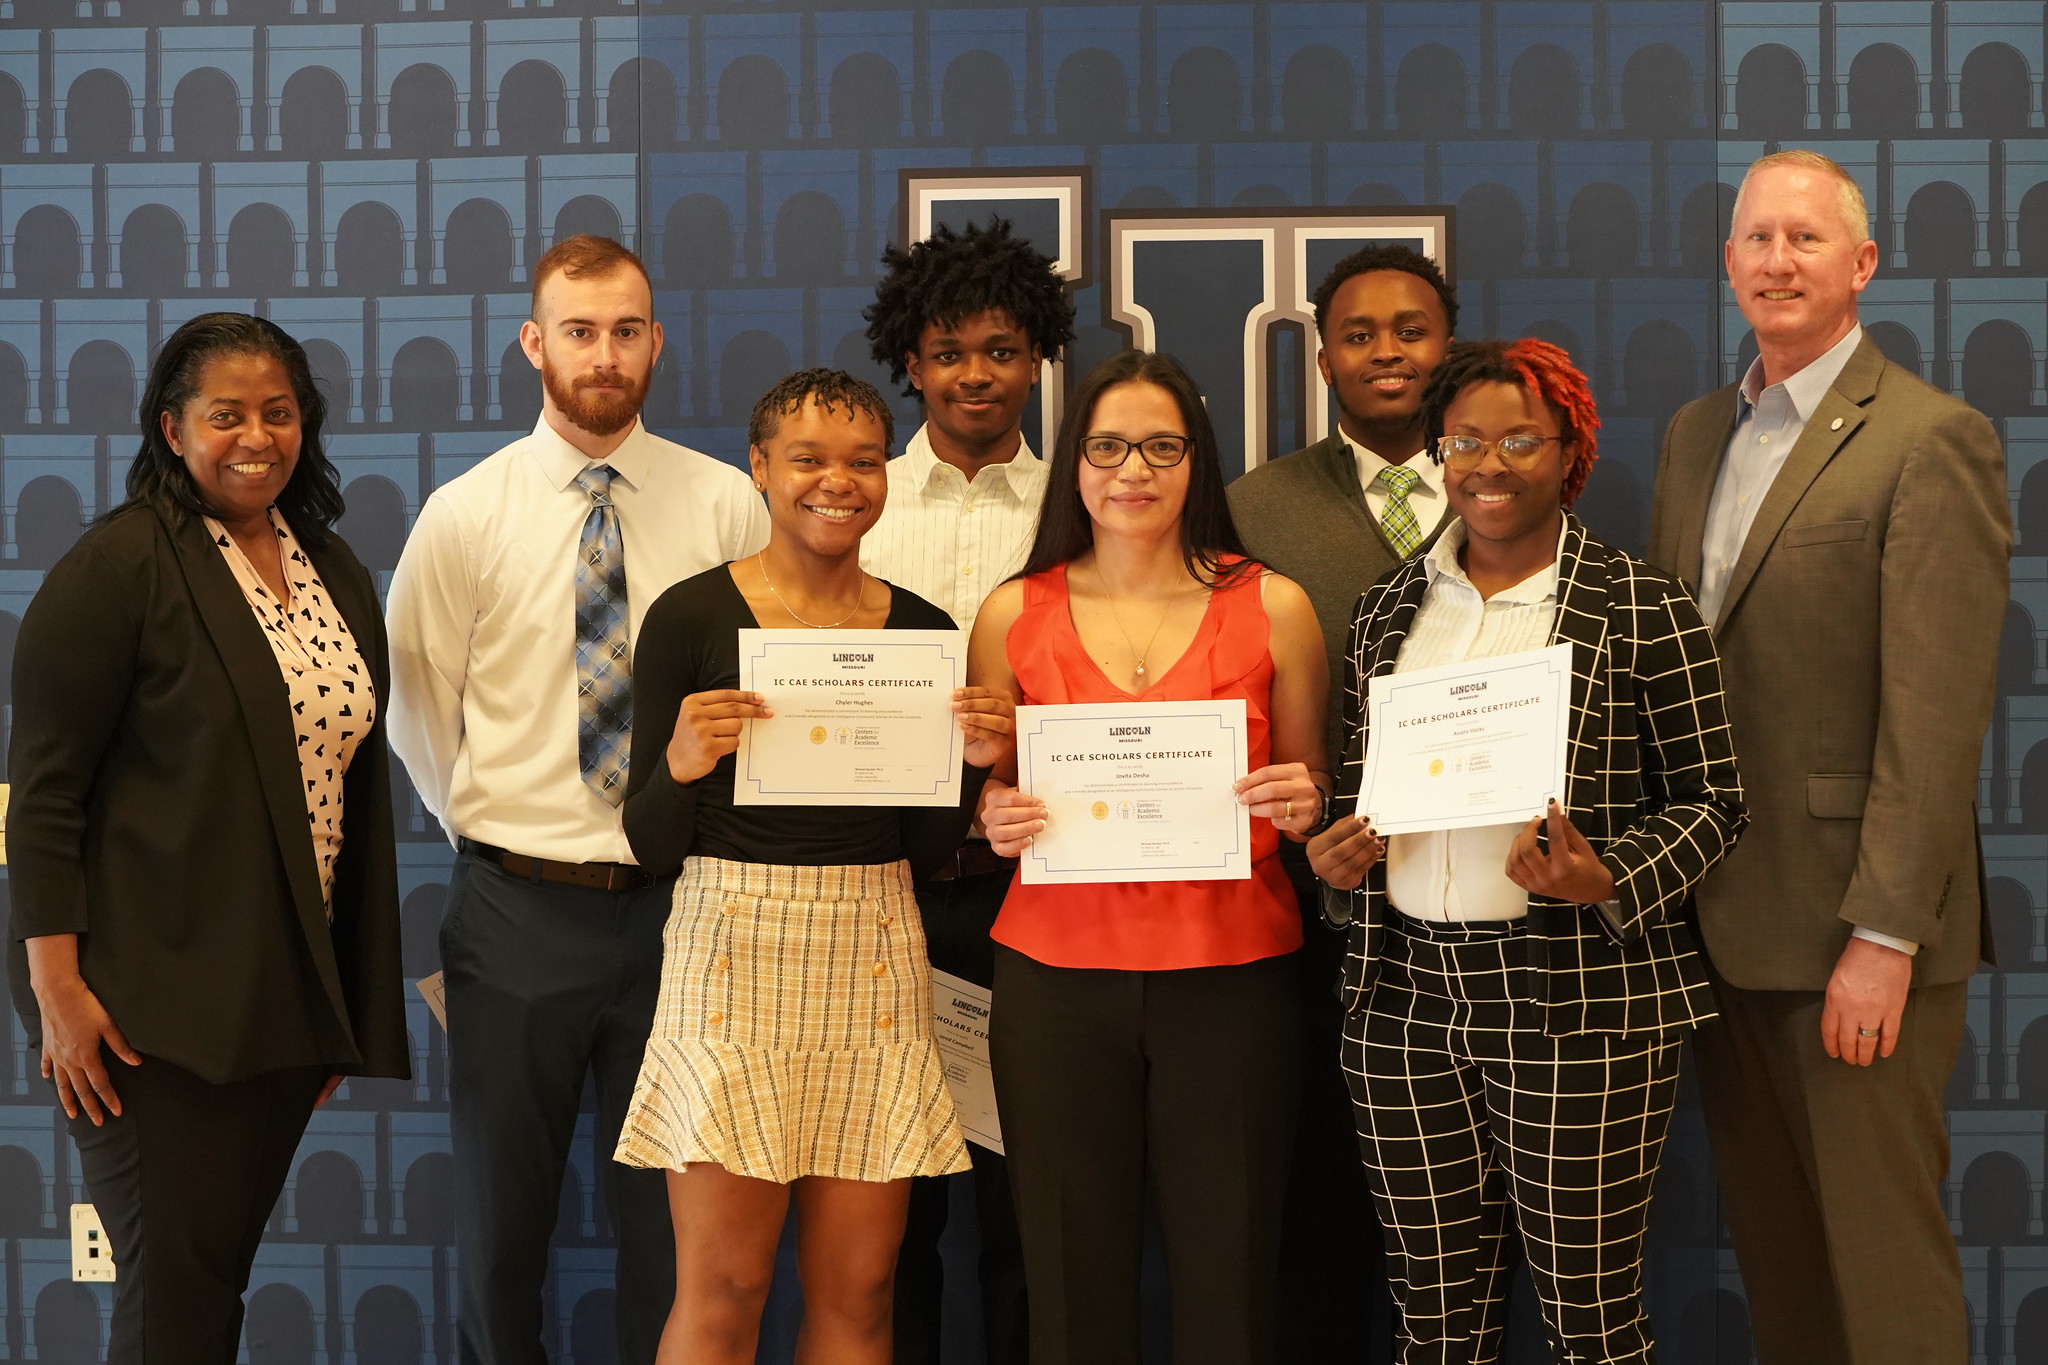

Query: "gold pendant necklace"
left=1091, top=562, right=1183, bottom=683
left=758, top=553, right=866, bottom=629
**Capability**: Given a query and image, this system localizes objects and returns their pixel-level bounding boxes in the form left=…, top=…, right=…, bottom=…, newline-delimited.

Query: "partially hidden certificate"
left=930, top=970, right=1002, bottom=1153
left=1355, top=642, right=1573, bottom=836
left=1015, top=700, right=1251, bottom=885
left=735, top=629, right=963, bottom=806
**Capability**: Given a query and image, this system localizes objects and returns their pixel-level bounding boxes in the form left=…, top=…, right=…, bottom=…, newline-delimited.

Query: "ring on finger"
left=1284, top=798, right=1294, bottom=821
left=1857, top=1026, right=1879, bottom=1039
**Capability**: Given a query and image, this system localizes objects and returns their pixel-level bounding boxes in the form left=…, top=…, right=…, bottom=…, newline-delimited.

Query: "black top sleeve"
left=622, top=565, right=988, bottom=877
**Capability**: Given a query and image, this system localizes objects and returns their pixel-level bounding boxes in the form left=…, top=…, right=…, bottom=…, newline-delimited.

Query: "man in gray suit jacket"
left=1226, top=243, right=1454, bottom=1358
left=1647, top=150, right=2008, bottom=1365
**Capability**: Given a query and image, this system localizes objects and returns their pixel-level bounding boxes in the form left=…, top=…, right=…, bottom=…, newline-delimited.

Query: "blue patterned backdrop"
left=0, top=0, right=2043, bottom=1360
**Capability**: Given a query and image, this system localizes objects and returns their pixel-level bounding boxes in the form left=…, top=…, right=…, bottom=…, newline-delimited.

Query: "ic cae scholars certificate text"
left=735, top=629, right=964, bottom=806
left=1015, top=700, right=1250, bottom=885
left=1355, top=642, right=1572, bottom=836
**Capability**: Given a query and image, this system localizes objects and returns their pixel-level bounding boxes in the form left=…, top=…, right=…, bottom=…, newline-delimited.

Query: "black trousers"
left=1692, top=966, right=1968, bottom=1365
left=1343, top=915, right=1679, bottom=1365
left=894, top=865, right=1030, bottom=1365
left=68, top=1051, right=327, bottom=1365
left=440, top=850, right=676, bottom=1365
left=990, top=945, right=1301, bottom=1365
left=1276, top=845, right=1394, bottom=1359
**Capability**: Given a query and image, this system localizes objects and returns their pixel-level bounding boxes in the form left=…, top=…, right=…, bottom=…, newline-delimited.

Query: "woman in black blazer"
left=1307, top=339, right=1746, bottom=1362
left=8, top=313, right=408, bottom=1363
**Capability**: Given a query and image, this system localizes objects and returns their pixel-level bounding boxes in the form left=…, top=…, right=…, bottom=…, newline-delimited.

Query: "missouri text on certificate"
left=1015, top=700, right=1251, bottom=885
left=1355, top=642, right=1572, bottom=836
left=735, top=629, right=964, bottom=806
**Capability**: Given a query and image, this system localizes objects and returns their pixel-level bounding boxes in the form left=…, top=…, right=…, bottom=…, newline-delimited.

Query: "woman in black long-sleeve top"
left=612, top=369, right=1013, bottom=1365
left=7, top=313, right=408, bottom=1364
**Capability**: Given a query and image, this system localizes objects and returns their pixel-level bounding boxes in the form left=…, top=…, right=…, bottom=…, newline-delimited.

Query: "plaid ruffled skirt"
left=614, top=856, right=969, bottom=1183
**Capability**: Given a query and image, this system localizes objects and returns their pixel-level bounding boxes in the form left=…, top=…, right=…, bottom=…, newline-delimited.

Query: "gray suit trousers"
left=1692, top=964, right=1968, bottom=1365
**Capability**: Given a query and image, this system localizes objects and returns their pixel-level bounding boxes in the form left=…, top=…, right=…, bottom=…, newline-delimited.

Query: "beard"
left=542, top=354, right=647, bottom=438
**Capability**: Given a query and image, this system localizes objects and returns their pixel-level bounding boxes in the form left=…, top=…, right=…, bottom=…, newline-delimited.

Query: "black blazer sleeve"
left=9, top=540, right=144, bottom=940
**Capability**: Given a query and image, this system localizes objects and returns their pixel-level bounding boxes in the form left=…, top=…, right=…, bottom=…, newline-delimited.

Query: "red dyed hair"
left=1420, top=337, right=1602, bottom=506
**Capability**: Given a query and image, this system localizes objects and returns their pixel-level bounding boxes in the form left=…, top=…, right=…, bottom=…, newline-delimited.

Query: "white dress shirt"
left=1383, top=522, right=1560, bottom=922
left=859, top=424, right=1047, bottom=630
left=1698, top=325, right=1916, bottom=957
left=1696, top=325, right=1864, bottom=624
left=387, top=418, right=770, bottom=864
left=1345, top=434, right=1448, bottom=542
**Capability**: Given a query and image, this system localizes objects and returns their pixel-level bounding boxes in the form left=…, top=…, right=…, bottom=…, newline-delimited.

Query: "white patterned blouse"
left=205, top=509, right=376, bottom=910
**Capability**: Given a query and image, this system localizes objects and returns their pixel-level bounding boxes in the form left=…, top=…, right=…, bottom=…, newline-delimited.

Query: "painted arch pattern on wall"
left=0, top=0, right=2044, bottom=1359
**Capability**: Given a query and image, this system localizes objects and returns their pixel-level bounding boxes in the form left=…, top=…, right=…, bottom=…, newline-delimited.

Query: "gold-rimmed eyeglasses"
left=1434, top=433, right=1561, bottom=471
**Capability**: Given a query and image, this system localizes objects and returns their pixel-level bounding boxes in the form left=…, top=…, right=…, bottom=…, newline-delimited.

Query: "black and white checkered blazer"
left=1325, top=515, right=1748, bottom=1037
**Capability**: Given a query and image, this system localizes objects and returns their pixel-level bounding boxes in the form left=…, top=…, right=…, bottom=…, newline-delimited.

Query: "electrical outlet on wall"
left=71, top=1204, right=115, bottom=1282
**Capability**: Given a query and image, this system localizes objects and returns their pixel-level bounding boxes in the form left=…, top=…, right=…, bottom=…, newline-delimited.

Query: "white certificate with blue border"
left=1354, top=642, right=1572, bottom=836
left=734, top=629, right=964, bottom=806
left=1015, top=700, right=1251, bottom=885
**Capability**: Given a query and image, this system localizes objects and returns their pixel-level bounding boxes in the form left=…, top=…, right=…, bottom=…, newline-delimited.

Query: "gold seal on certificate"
left=1015, top=700, right=1251, bottom=885
left=734, top=629, right=964, bottom=806
left=1355, top=642, right=1572, bottom=835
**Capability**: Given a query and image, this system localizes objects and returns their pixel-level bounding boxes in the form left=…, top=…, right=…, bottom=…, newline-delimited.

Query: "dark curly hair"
left=1420, top=338, right=1600, bottom=507
left=864, top=217, right=1076, bottom=399
left=748, top=368, right=896, bottom=453
left=1016, top=351, right=1255, bottom=589
left=1310, top=243, right=1459, bottom=339
left=123, top=312, right=343, bottom=541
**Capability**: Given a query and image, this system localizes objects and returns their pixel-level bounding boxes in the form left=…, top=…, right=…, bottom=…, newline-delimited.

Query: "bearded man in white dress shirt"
left=387, top=235, right=768, bottom=1365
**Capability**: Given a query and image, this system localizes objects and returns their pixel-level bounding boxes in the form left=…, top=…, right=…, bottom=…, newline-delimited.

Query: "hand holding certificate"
left=1004, top=700, right=1253, bottom=884
left=734, top=629, right=967, bottom=806
left=1354, top=642, right=1573, bottom=835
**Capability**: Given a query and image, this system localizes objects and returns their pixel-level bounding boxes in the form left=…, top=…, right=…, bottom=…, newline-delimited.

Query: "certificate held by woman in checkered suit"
left=1310, top=338, right=1748, bottom=1363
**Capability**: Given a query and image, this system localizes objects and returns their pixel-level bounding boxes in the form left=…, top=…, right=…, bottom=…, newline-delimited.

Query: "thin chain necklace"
left=757, top=553, right=868, bottom=629
left=1089, top=561, right=1192, bottom=683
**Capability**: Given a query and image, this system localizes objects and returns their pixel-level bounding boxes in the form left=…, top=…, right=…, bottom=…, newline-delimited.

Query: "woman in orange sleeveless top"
left=968, top=351, right=1330, bottom=1364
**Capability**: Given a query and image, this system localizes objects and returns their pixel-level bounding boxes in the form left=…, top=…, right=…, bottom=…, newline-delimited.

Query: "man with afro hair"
left=860, top=216, right=1074, bottom=1365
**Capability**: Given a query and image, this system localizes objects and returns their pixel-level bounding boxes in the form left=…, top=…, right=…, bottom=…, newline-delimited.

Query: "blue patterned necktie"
left=1377, top=464, right=1425, bottom=559
left=574, top=464, right=631, bottom=805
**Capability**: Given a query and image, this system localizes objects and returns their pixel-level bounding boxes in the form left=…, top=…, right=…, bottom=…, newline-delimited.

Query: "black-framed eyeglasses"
left=1080, top=434, right=1192, bottom=468
left=1434, top=434, right=1561, bottom=471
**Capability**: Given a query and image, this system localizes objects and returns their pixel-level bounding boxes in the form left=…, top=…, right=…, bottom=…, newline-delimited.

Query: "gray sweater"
left=1226, top=432, right=1446, bottom=761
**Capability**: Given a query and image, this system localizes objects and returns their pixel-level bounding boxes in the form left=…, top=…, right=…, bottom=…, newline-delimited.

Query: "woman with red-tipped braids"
left=1307, top=338, right=1747, bottom=1363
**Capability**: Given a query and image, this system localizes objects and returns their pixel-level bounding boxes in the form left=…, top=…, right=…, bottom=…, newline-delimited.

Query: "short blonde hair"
left=1732, top=149, right=1870, bottom=244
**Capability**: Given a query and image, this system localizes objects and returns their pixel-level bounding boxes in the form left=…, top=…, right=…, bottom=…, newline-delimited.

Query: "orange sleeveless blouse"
left=992, top=559, right=1303, bottom=971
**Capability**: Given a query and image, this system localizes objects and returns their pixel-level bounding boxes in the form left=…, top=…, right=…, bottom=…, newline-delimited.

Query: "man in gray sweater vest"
left=1223, top=242, right=1456, bottom=1360
left=1228, top=243, right=1459, bottom=752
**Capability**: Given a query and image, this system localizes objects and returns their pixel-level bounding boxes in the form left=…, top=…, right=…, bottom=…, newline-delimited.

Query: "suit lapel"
left=164, top=509, right=336, bottom=967
left=1665, top=389, right=1739, bottom=589
left=1713, top=338, right=1882, bottom=632
left=1548, top=518, right=1610, bottom=813
left=1359, top=568, right=1428, bottom=687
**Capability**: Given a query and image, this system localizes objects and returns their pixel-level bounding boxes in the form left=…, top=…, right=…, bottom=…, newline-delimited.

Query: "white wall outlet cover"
left=70, top=1203, right=115, bottom=1282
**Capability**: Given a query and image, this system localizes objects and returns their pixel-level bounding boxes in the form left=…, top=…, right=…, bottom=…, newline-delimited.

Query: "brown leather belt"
left=459, top=839, right=656, bottom=893
left=926, top=841, right=1017, bottom=883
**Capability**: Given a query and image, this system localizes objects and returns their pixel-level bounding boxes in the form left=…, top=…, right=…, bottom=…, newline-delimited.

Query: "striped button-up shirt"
left=860, top=424, right=1047, bottom=631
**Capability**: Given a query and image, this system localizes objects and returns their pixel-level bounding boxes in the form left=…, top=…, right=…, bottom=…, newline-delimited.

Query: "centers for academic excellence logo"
left=809, top=727, right=827, bottom=745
